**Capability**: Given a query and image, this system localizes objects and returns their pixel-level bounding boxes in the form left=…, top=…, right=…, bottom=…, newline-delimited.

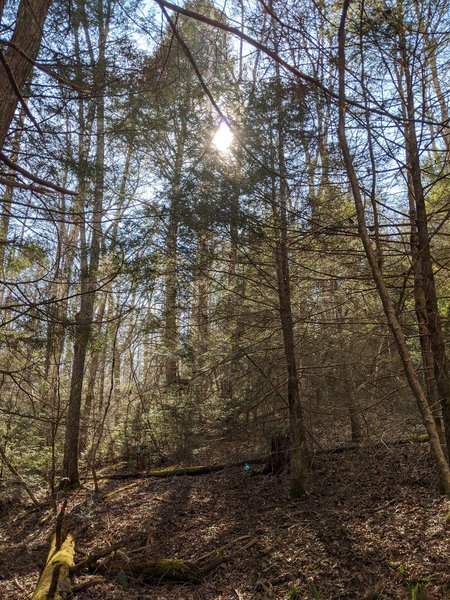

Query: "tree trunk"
left=0, top=0, right=51, bottom=149
left=398, top=31, right=450, bottom=456
left=271, top=60, right=309, bottom=497
left=61, top=1, right=108, bottom=487
left=337, top=0, right=450, bottom=497
left=164, top=142, right=184, bottom=387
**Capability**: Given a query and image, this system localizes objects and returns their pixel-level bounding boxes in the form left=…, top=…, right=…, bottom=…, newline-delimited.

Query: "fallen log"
left=101, top=457, right=268, bottom=480
left=69, top=577, right=104, bottom=594
left=76, top=534, right=257, bottom=587
left=108, top=539, right=258, bottom=586
left=327, top=435, right=431, bottom=454
left=32, top=533, right=75, bottom=600
left=101, top=436, right=432, bottom=481
left=111, top=557, right=202, bottom=584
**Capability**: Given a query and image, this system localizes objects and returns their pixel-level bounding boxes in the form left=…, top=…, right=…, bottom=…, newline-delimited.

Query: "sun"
left=212, top=120, right=233, bottom=153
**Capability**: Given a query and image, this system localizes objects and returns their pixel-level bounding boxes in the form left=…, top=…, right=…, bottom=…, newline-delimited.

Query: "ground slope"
left=0, top=443, right=448, bottom=599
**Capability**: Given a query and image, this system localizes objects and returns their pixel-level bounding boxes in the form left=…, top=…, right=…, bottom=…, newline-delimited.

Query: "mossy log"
left=81, top=536, right=257, bottom=587
left=112, top=557, right=202, bottom=584
left=102, top=457, right=267, bottom=480
left=106, top=481, right=141, bottom=497
left=32, top=533, right=75, bottom=600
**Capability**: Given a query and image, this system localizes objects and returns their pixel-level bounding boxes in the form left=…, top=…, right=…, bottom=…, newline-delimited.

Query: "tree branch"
left=0, top=151, right=77, bottom=195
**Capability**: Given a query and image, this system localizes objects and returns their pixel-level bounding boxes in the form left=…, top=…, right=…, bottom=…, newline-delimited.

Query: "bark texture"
left=32, top=534, right=75, bottom=600
left=0, top=0, right=51, bottom=149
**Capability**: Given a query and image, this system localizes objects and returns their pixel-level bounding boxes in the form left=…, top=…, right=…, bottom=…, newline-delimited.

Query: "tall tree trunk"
left=192, top=231, right=210, bottom=403
left=61, top=0, right=108, bottom=487
left=164, top=142, right=184, bottom=388
left=398, top=21, right=450, bottom=456
left=333, top=283, right=363, bottom=444
left=271, top=64, right=309, bottom=498
left=337, top=0, right=450, bottom=497
left=79, top=139, right=132, bottom=453
left=0, top=0, right=51, bottom=148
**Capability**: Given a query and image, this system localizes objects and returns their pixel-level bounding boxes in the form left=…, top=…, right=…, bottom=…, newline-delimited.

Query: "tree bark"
left=0, top=0, right=52, bottom=149
left=32, top=533, right=75, bottom=600
left=61, top=0, right=108, bottom=487
left=397, top=26, right=450, bottom=456
left=271, top=55, right=309, bottom=497
left=164, top=141, right=184, bottom=387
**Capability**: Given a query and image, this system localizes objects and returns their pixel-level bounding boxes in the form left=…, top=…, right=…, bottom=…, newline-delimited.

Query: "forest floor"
left=0, top=442, right=449, bottom=600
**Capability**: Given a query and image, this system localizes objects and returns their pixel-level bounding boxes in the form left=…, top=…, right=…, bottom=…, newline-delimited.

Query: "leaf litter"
left=0, top=442, right=448, bottom=599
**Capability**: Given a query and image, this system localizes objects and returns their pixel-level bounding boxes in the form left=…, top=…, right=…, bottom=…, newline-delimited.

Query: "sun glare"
left=212, top=120, right=233, bottom=153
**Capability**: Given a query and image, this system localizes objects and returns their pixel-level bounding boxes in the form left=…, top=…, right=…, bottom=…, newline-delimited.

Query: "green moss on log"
left=145, top=465, right=222, bottom=477
left=32, top=533, right=75, bottom=600
left=112, top=557, right=202, bottom=584
left=106, top=482, right=141, bottom=498
left=144, top=558, right=189, bottom=576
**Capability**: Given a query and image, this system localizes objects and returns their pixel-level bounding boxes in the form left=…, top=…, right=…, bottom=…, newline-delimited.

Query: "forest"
left=0, top=0, right=449, bottom=598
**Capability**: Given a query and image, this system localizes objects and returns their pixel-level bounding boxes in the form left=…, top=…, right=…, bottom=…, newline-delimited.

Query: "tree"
left=0, top=0, right=52, bottom=149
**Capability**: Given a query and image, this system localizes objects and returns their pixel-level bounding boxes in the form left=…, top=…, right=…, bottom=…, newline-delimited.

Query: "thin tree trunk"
left=397, top=17, right=450, bottom=455
left=337, top=0, right=450, bottom=497
left=61, top=0, right=108, bottom=487
left=164, top=141, right=184, bottom=387
left=271, top=49, right=309, bottom=496
left=0, top=109, right=24, bottom=287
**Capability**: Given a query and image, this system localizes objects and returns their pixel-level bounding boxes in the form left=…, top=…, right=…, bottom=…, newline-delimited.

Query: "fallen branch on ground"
left=71, top=535, right=139, bottom=574
left=73, top=533, right=257, bottom=587
left=0, top=445, right=39, bottom=506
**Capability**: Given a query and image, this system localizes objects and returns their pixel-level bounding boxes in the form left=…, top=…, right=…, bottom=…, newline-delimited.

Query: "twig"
left=71, top=536, right=138, bottom=574
left=12, top=578, right=25, bottom=592
left=0, top=150, right=77, bottom=195
left=69, top=577, right=105, bottom=594
left=194, top=534, right=251, bottom=564
left=0, top=445, right=39, bottom=506
left=201, top=538, right=258, bottom=574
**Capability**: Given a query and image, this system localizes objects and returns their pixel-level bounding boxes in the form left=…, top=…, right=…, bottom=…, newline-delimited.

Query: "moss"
left=411, top=434, right=429, bottom=443
left=137, top=557, right=201, bottom=582
left=286, top=584, right=302, bottom=599
left=32, top=533, right=75, bottom=600
left=407, top=582, right=427, bottom=600
left=146, top=465, right=214, bottom=477
left=151, top=558, right=187, bottom=574
left=106, top=482, right=140, bottom=498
